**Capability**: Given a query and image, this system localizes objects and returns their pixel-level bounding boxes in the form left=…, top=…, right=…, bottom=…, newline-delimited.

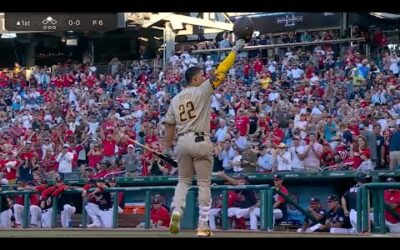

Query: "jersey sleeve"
left=198, top=79, right=214, bottom=98
left=164, top=104, right=176, bottom=125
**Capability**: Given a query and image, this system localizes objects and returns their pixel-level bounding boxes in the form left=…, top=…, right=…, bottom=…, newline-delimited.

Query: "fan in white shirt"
left=205, top=56, right=214, bottom=73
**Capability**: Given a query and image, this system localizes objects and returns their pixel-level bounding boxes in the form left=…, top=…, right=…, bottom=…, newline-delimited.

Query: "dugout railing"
left=0, top=185, right=278, bottom=230
left=357, top=183, right=400, bottom=234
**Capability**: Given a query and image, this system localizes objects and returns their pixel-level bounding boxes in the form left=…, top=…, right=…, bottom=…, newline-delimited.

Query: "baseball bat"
left=131, top=140, right=178, bottom=168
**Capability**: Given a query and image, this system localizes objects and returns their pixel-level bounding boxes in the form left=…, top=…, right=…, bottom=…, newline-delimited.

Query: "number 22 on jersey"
left=178, top=101, right=196, bottom=122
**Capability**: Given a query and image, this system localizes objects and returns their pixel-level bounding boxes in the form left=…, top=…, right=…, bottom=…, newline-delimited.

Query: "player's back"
left=169, top=79, right=213, bottom=135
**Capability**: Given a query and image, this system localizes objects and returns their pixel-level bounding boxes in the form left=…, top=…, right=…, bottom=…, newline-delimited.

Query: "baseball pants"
left=30, top=205, right=42, bottom=226
left=386, top=220, right=400, bottom=233
left=13, top=204, right=24, bottom=225
left=349, top=209, right=374, bottom=233
left=61, top=204, right=76, bottom=228
left=171, top=133, right=213, bottom=223
left=0, top=209, right=12, bottom=228
left=209, top=208, right=221, bottom=229
left=249, top=207, right=283, bottom=230
left=296, top=223, right=322, bottom=233
left=85, top=202, right=113, bottom=228
left=41, top=208, right=53, bottom=228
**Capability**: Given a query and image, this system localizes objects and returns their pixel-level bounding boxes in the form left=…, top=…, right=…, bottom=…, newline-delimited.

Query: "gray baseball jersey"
left=164, top=80, right=213, bottom=135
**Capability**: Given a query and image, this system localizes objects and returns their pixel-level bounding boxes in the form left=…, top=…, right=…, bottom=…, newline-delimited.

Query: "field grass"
left=0, top=229, right=399, bottom=238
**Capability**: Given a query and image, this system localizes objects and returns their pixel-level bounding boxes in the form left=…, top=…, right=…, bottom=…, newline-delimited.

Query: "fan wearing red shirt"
left=150, top=198, right=170, bottom=228
left=67, top=141, right=85, bottom=169
left=235, top=109, right=250, bottom=136
left=142, top=150, right=153, bottom=176
left=271, top=121, right=284, bottom=144
left=253, top=58, right=263, bottom=74
left=210, top=111, right=219, bottom=131
left=243, top=60, right=250, bottom=79
left=100, top=129, right=120, bottom=165
left=87, top=144, right=103, bottom=168
left=348, top=119, right=360, bottom=136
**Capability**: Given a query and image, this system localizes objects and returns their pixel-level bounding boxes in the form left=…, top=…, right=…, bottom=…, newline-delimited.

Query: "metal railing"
left=357, top=183, right=400, bottom=234
left=191, top=37, right=366, bottom=53
left=0, top=185, right=273, bottom=230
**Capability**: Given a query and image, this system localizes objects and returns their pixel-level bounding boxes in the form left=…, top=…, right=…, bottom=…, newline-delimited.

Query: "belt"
left=177, top=131, right=208, bottom=137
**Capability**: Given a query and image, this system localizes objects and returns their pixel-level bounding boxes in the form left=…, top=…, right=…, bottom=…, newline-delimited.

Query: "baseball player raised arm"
left=209, top=39, right=245, bottom=89
left=163, top=39, right=245, bottom=150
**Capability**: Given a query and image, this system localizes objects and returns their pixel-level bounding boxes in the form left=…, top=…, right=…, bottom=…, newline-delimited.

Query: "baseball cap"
left=360, top=150, right=370, bottom=159
left=293, top=135, right=301, bottom=140
left=359, top=124, right=365, bottom=130
left=109, top=177, right=117, bottom=183
left=273, top=174, right=283, bottom=181
left=63, top=144, right=69, bottom=148
left=309, top=197, right=320, bottom=203
left=128, top=144, right=134, bottom=149
left=327, top=195, right=339, bottom=202
left=354, top=172, right=369, bottom=183
left=235, top=174, right=249, bottom=182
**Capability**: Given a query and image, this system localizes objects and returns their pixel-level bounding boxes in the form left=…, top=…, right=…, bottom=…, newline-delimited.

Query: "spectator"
left=255, top=144, right=274, bottom=173
left=303, top=133, right=323, bottom=172
left=274, top=143, right=291, bottom=172
left=389, top=124, right=400, bottom=170
left=56, top=144, right=74, bottom=174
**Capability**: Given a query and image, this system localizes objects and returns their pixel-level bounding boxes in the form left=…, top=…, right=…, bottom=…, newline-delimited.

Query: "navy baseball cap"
left=309, top=197, right=320, bottom=203
left=355, top=172, right=369, bottom=183
left=273, top=174, right=283, bottom=181
left=327, top=195, right=339, bottom=202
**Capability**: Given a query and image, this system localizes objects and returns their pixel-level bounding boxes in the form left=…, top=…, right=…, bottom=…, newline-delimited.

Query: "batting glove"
left=233, top=39, right=246, bottom=53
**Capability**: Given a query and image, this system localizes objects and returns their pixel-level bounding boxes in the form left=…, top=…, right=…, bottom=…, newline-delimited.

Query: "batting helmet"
left=233, top=16, right=255, bottom=43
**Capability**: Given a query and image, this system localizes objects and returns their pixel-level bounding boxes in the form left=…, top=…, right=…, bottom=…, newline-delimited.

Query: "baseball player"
left=208, top=172, right=246, bottom=230
left=319, top=195, right=352, bottom=234
left=25, top=179, right=49, bottom=227
left=341, top=172, right=373, bottom=233
left=11, top=180, right=42, bottom=228
left=383, top=177, right=400, bottom=233
left=163, top=39, right=246, bottom=237
left=296, top=198, right=327, bottom=233
left=84, top=178, right=113, bottom=228
left=0, top=185, right=12, bottom=228
left=41, top=177, right=76, bottom=228
left=108, top=177, right=124, bottom=214
left=249, top=174, right=288, bottom=230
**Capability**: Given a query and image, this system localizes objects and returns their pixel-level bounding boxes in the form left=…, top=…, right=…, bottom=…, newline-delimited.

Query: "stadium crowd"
left=0, top=29, right=399, bottom=186
left=0, top=27, right=399, bottom=233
